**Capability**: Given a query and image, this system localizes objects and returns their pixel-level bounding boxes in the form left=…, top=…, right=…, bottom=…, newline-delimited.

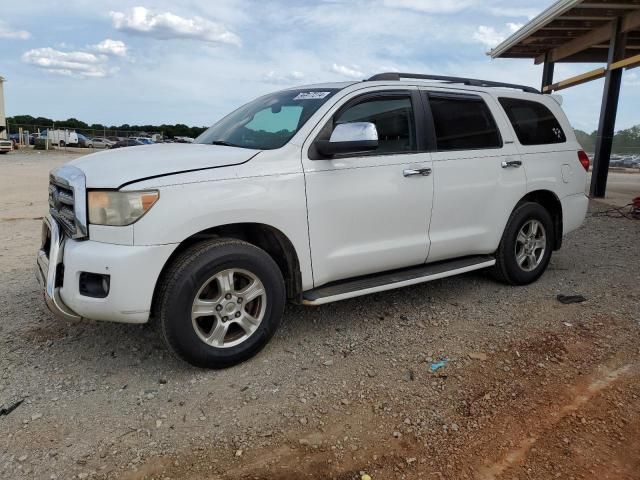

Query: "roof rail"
left=366, top=72, right=540, bottom=94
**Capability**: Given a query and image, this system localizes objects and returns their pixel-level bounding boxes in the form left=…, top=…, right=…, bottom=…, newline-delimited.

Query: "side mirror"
left=316, top=122, right=378, bottom=156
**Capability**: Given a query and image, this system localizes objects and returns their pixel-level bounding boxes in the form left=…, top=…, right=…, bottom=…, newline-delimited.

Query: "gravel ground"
left=1, top=150, right=639, bottom=480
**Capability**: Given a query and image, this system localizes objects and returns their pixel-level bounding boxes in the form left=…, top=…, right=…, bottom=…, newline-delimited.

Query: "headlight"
left=88, top=190, right=159, bottom=226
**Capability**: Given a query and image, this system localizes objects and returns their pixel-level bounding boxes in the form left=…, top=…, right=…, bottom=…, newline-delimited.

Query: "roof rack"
left=366, top=72, right=540, bottom=94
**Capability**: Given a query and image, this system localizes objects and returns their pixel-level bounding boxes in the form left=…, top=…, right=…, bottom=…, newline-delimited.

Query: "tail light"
left=578, top=150, right=590, bottom=172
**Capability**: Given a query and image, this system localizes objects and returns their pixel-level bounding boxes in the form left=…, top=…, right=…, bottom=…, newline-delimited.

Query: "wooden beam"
left=560, top=7, right=634, bottom=18
left=542, top=67, right=606, bottom=92
left=609, top=53, right=640, bottom=69
left=581, top=3, right=640, bottom=10
left=535, top=21, right=613, bottom=64
left=622, top=9, right=640, bottom=32
left=535, top=8, right=640, bottom=64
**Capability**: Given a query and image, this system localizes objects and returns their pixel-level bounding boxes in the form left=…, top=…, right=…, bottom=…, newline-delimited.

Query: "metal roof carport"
left=490, top=0, right=640, bottom=198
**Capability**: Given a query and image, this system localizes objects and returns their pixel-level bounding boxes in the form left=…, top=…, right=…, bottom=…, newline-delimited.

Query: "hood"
left=68, top=143, right=260, bottom=188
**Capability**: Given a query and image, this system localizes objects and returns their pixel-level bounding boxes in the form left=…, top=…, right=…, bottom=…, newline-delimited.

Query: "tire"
left=156, top=238, right=285, bottom=368
left=59, top=141, right=65, bottom=147
left=492, top=202, right=554, bottom=285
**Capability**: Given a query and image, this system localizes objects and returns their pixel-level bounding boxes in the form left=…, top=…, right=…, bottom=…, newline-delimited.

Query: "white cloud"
left=0, top=21, right=30, bottom=40
left=110, top=6, right=241, bottom=46
left=331, top=63, right=364, bottom=79
left=22, top=48, right=111, bottom=78
left=623, top=72, right=640, bottom=87
left=383, top=0, right=479, bottom=14
left=472, top=22, right=522, bottom=48
left=507, top=22, right=524, bottom=34
left=262, top=70, right=305, bottom=84
left=89, top=39, right=128, bottom=57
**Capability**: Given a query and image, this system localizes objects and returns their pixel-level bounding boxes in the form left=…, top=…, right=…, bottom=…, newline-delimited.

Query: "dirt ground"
left=1, top=149, right=639, bottom=480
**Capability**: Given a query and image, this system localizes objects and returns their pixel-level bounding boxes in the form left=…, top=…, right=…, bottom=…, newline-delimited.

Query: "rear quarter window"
left=499, top=97, right=566, bottom=146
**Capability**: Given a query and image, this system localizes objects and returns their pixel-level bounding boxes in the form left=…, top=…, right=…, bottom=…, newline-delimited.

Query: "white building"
left=0, top=76, right=6, bottom=139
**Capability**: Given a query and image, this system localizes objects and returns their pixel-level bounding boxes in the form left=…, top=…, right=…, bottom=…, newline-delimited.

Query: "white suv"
left=36, top=73, right=589, bottom=368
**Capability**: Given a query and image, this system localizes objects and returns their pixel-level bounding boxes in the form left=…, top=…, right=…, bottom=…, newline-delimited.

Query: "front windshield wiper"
left=210, top=140, right=240, bottom=147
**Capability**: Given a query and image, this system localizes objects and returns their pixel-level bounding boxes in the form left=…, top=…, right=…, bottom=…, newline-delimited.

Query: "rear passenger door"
left=424, top=90, right=526, bottom=263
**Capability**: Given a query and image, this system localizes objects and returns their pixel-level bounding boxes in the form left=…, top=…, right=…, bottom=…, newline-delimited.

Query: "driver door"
left=302, top=89, right=434, bottom=287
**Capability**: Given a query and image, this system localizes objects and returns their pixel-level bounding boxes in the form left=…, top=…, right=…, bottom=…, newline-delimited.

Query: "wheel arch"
left=151, top=222, right=303, bottom=318
left=517, top=190, right=563, bottom=250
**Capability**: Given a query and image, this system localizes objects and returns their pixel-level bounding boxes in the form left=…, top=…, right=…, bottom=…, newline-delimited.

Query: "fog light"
left=79, top=272, right=110, bottom=298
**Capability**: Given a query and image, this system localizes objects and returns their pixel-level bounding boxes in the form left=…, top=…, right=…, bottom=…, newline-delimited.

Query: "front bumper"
left=36, top=215, right=81, bottom=321
left=37, top=215, right=177, bottom=324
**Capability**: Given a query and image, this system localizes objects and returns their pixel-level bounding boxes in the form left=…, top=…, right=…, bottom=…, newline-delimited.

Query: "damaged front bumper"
left=35, top=215, right=81, bottom=321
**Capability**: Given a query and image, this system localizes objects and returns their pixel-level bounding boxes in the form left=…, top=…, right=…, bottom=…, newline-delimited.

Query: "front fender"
left=131, top=173, right=313, bottom=289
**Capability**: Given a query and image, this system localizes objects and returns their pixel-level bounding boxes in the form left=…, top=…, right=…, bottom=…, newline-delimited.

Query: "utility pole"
left=0, top=76, right=7, bottom=140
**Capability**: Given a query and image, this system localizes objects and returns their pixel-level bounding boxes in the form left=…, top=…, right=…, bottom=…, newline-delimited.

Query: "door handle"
left=501, top=159, right=522, bottom=168
left=403, top=168, right=432, bottom=177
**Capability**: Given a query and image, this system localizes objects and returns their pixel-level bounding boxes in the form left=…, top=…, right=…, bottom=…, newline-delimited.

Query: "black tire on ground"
left=156, top=238, right=285, bottom=368
left=59, top=141, right=65, bottom=147
left=0, top=151, right=7, bottom=154
left=492, top=201, right=554, bottom=286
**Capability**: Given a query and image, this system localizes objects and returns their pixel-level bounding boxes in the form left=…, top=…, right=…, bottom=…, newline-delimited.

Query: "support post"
left=590, top=18, right=627, bottom=198
left=541, top=53, right=555, bottom=93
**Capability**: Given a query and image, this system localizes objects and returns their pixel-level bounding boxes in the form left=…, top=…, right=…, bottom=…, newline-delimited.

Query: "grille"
left=49, top=181, right=77, bottom=237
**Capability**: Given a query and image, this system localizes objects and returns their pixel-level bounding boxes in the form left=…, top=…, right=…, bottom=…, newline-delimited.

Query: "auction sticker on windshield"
left=293, top=92, right=331, bottom=100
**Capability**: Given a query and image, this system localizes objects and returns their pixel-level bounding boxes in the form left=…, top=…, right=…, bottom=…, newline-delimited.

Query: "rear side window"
left=499, top=97, right=566, bottom=145
left=428, top=95, right=502, bottom=151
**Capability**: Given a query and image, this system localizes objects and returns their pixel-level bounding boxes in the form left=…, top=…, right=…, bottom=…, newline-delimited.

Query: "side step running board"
left=303, top=255, right=495, bottom=305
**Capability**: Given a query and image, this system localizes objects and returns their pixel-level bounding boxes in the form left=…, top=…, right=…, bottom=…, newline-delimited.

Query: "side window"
left=498, top=97, right=566, bottom=145
left=428, top=95, right=502, bottom=151
left=334, top=96, right=416, bottom=154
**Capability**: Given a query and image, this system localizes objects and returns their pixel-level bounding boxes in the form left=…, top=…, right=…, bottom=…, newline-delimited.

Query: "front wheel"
left=492, top=202, right=554, bottom=285
left=156, top=239, right=285, bottom=368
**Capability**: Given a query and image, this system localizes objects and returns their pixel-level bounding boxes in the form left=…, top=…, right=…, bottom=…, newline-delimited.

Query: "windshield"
left=195, top=89, right=338, bottom=150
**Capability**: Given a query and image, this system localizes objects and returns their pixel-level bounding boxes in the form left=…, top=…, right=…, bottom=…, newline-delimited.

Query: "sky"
left=1, top=0, right=638, bottom=132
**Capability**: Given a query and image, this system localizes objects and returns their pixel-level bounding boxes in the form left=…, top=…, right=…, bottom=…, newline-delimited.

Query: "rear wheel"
left=492, top=202, right=554, bottom=285
left=156, top=239, right=285, bottom=368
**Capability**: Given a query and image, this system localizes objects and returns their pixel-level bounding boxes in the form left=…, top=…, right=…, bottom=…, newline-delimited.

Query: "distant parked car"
left=77, top=133, right=91, bottom=148
left=0, top=139, right=13, bottom=154
left=130, top=136, right=154, bottom=145
left=111, top=139, right=143, bottom=149
left=87, top=137, right=114, bottom=149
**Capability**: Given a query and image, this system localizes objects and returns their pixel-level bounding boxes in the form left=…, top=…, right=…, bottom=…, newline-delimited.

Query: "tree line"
left=575, top=124, right=640, bottom=154
left=6, top=114, right=640, bottom=151
left=6, top=115, right=209, bottom=139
